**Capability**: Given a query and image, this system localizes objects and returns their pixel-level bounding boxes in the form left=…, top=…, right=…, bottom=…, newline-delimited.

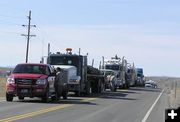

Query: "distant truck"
left=125, top=63, right=136, bottom=87
left=102, top=55, right=130, bottom=89
left=100, top=69, right=118, bottom=92
left=47, top=48, right=105, bottom=96
left=5, top=63, right=68, bottom=102
left=135, top=68, right=145, bottom=86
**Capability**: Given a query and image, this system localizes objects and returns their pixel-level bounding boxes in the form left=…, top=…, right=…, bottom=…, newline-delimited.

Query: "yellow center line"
left=0, top=98, right=97, bottom=122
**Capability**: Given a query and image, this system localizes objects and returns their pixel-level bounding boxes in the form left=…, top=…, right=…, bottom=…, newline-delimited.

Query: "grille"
left=15, top=78, right=36, bottom=85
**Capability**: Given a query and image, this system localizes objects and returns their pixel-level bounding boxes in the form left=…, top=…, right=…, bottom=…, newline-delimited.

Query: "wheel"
left=110, top=82, right=114, bottom=91
left=62, top=91, right=67, bottom=100
left=75, top=91, right=80, bottom=96
left=75, top=84, right=81, bottom=96
left=114, top=86, right=117, bottom=92
left=18, top=96, right=24, bottom=100
left=6, top=93, right=13, bottom=102
left=100, top=83, right=105, bottom=93
left=125, top=83, right=130, bottom=89
left=85, top=81, right=91, bottom=95
left=41, top=87, right=49, bottom=103
left=51, top=96, right=56, bottom=101
left=51, top=94, right=60, bottom=101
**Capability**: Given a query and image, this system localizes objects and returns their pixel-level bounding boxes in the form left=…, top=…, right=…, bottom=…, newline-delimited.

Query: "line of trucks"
left=5, top=48, right=145, bottom=102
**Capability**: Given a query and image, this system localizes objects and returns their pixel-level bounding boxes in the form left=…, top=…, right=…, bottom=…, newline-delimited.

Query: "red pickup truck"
left=6, top=63, right=56, bottom=102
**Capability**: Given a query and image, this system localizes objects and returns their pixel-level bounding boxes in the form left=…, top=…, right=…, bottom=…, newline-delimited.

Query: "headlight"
left=36, top=79, right=46, bottom=85
left=7, top=78, right=15, bottom=84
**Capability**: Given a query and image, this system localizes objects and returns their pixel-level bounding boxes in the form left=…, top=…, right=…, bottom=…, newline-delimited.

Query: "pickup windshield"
left=13, top=64, right=49, bottom=75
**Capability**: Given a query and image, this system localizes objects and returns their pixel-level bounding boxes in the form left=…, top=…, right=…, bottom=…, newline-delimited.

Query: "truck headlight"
left=36, top=79, right=46, bottom=85
left=7, top=78, right=15, bottom=84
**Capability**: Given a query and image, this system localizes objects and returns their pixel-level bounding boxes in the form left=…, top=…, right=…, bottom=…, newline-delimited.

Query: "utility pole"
left=48, top=43, right=51, bottom=56
left=21, top=10, right=36, bottom=63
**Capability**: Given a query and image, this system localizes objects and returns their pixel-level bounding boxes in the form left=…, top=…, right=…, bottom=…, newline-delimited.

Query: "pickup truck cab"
left=6, top=63, right=55, bottom=102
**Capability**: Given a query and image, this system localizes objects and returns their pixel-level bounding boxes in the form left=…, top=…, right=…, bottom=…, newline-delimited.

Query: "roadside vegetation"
left=0, top=78, right=6, bottom=97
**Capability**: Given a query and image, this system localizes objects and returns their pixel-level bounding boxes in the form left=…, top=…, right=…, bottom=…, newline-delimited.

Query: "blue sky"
left=0, top=0, right=180, bottom=77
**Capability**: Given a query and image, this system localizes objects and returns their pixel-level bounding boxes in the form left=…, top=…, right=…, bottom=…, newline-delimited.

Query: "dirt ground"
left=0, top=78, right=6, bottom=97
left=147, top=76, right=180, bottom=108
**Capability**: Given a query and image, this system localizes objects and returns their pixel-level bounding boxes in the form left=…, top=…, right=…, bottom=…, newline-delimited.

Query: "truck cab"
left=135, top=68, right=145, bottom=86
left=47, top=50, right=88, bottom=95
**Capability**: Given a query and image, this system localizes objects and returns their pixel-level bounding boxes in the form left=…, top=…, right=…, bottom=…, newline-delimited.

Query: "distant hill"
left=146, top=76, right=180, bottom=81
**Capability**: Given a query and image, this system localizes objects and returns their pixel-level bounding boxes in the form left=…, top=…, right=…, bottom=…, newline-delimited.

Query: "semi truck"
left=102, top=55, right=130, bottom=89
left=100, top=69, right=118, bottom=92
left=46, top=48, right=105, bottom=96
left=135, top=68, right=145, bottom=86
left=126, top=63, right=136, bottom=87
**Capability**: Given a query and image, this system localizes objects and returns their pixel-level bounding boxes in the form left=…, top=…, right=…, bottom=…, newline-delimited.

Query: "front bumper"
left=6, top=84, right=46, bottom=97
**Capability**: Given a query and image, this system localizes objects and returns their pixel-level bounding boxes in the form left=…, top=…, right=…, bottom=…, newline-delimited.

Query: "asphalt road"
left=0, top=81, right=172, bottom=122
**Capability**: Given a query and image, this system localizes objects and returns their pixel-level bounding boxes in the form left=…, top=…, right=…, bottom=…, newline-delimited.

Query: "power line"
left=21, top=10, right=36, bottom=63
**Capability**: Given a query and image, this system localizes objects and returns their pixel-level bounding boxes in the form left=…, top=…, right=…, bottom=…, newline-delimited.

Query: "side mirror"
left=6, top=70, right=11, bottom=76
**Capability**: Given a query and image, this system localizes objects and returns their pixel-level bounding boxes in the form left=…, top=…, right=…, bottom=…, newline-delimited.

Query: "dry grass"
left=0, top=78, right=6, bottom=97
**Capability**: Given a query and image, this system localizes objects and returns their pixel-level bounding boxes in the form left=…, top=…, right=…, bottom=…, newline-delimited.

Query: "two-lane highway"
left=0, top=80, right=171, bottom=122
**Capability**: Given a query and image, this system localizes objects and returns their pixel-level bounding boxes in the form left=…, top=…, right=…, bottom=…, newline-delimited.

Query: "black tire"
left=75, top=91, right=80, bottom=96
left=75, top=84, right=81, bottom=96
left=18, top=96, right=24, bottom=100
left=125, top=83, right=130, bottom=89
left=6, top=93, right=13, bottom=102
left=51, top=94, right=60, bottom=101
left=62, top=91, right=67, bottom=100
left=41, top=87, right=49, bottom=103
left=85, top=82, right=91, bottom=95
left=114, top=86, right=117, bottom=92
left=51, top=95, right=56, bottom=101
left=122, top=84, right=126, bottom=89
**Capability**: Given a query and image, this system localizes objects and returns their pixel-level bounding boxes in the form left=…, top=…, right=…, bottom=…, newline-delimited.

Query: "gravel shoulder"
left=147, top=77, right=180, bottom=108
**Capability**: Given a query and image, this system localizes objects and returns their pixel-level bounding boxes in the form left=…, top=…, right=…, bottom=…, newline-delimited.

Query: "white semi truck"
left=101, top=55, right=130, bottom=89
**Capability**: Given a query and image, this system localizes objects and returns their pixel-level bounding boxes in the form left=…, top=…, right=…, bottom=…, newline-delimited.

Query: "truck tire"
left=85, top=81, right=91, bottom=95
left=125, top=83, right=130, bottom=89
left=100, top=82, right=105, bottom=93
left=75, top=84, right=81, bottom=96
left=42, top=86, right=49, bottom=103
left=114, top=86, right=117, bottom=92
left=91, top=82, right=98, bottom=93
left=51, top=93, right=60, bottom=101
left=6, top=93, right=13, bottom=102
left=75, top=91, right=80, bottom=96
left=18, top=96, right=24, bottom=100
left=51, top=95, right=57, bottom=101
left=62, top=91, right=67, bottom=100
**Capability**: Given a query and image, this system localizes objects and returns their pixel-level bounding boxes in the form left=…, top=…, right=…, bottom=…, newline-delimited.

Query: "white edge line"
left=141, top=88, right=165, bottom=122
